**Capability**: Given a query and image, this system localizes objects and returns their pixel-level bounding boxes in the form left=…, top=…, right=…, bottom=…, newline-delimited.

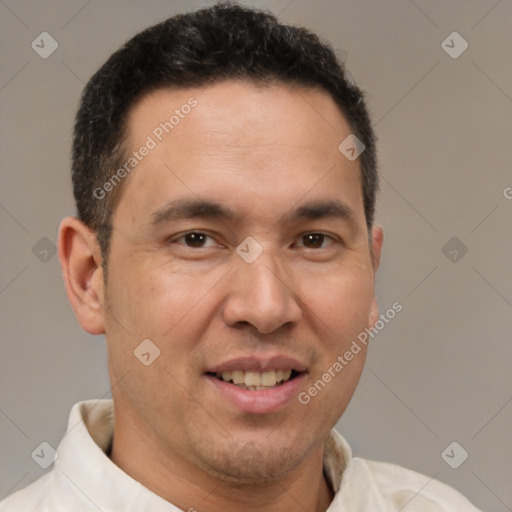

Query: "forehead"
left=115, top=80, right=364, bottom=229
left=128, top=80, right=352, bottom=150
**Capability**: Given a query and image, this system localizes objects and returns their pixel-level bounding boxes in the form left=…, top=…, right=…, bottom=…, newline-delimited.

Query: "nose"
left=222, top=251, right=302, bottom=334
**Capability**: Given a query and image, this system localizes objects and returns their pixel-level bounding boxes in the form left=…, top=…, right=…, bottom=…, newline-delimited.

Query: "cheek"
left=299, top=264, right=375, bottom=339
left=105, top=261, right=228, bottom=390
left=104, top=266, right=207, bottom=417
left=110, top=261, right=214, bottom=339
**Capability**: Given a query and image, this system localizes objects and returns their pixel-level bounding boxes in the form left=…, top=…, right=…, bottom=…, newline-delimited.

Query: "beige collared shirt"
left=0, top=399, right=480, bottom=511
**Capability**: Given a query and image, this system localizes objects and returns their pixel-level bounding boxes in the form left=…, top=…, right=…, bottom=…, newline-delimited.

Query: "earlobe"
left=368, top=225, right=383, bottom=327
left=58, top=217, right=106, bottom=335
left=368, top=297, right=379, bottom=328
left=371, top=225, right=384, bottom=272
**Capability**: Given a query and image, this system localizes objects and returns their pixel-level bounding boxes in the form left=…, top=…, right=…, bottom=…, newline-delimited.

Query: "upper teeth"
left=218, top=369, right=293, bottom=388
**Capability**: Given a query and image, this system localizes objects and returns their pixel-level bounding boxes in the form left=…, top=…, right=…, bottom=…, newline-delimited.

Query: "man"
left=1, top=3, right=480, bottom=511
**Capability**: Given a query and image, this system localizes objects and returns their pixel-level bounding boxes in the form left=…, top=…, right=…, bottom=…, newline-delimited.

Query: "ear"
left=370, top=225, right=384, bottom=272
left=58, top=217, right=106, bottom=335
left=368, top=225, right=384, bottom=327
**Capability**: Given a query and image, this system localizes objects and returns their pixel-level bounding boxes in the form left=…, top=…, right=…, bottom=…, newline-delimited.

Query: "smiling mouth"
left=206, top=369, right=303, bottom=391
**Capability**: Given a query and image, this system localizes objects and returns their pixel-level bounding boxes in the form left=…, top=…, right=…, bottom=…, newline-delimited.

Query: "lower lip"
left=205, top=374, right=306, bottom=414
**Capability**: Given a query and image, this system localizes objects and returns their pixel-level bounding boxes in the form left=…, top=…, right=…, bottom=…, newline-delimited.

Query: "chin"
left=193, top=434, right=309, bottom=484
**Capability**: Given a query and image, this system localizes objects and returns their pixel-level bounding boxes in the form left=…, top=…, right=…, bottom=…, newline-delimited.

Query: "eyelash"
left=169, top=231, right=337, bottom=249
left=170, top=232, right=223, bottom=249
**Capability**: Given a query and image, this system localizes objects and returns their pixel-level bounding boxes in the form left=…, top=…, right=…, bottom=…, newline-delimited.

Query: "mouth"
left=203, top=357, right=308, bottom=414
left=206, top=369, right=303, bottom=391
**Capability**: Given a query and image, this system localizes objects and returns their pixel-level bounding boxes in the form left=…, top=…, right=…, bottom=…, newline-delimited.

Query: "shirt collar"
left=54, top=399, right=179, bottom=511
left=54, top=399, right=386, bottom=511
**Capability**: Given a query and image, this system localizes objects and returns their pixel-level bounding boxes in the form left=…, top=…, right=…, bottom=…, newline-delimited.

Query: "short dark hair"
left=72, top=2, right=377, bottom=262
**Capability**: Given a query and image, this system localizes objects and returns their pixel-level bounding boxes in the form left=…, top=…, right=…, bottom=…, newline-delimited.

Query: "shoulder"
left=356, top=457, right=481, bottom=511
left=0, top=473, right=54, bottom=512
left=0, top=399, right=115, bottom=512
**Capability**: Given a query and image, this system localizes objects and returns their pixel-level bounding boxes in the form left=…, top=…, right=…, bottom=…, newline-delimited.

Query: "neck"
left=110, top=419, right=334, bottom=512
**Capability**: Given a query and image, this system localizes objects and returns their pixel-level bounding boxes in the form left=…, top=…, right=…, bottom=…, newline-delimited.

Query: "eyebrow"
left=149, top=198, right=359, bottom=230
left=290, top=200, right=358, bottom=225
left=150, top=199, right=237, bottom=226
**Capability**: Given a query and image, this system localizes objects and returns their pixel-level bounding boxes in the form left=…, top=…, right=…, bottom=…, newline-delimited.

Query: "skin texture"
left=59, top=81, right=383, bottom=512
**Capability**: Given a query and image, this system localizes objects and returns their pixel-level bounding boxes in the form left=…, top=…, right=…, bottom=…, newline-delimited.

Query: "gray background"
left=1, top=1, right=511, bottom=510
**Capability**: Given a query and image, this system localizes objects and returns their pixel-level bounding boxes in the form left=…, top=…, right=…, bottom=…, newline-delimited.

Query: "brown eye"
left=184, top=232, right=207, bottom=247
left=298, top=233, right=333, bottom=249
left=173, top=232, right=217, bottom=248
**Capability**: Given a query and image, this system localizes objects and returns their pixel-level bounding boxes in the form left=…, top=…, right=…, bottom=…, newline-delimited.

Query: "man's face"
left=101, top=81, right=381, bottom=481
